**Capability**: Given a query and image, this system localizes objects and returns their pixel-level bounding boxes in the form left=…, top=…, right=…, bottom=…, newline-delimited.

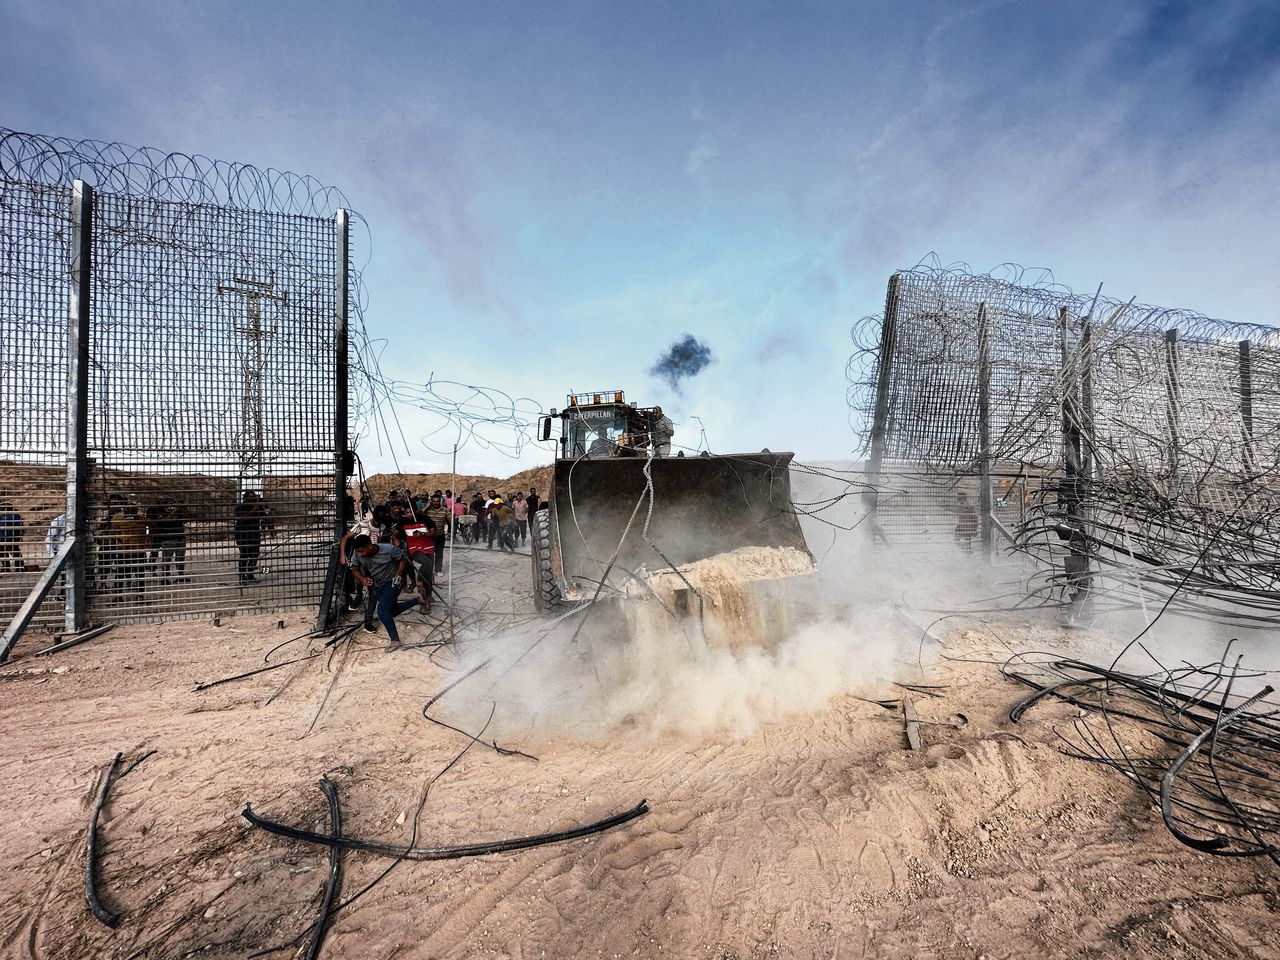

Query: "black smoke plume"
left=650, top=335, right=713, bottom=393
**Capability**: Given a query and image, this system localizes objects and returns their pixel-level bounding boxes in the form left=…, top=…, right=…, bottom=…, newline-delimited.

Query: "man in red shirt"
left=401, top=514, right=437, bottom=608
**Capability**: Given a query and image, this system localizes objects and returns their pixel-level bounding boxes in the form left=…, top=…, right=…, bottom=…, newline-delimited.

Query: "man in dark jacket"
left=233, top=491, right=265, bottom=584
left=0, top=502, right=23, bottom=572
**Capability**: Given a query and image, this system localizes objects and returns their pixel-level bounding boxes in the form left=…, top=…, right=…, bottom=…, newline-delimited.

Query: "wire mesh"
left=849, top=262, right=1280, bottom=612
left=0, top=128, right=358, bottom=632
left=0, top=179, right=73, bottom=627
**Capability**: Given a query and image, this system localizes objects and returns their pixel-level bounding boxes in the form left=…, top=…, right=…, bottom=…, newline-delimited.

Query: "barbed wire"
left=372, top=372, right=544, bottom=460
left=849, top=258, right=1280, bottom=617
left=0, top=127, right=353, bottom=217
left=0, top=125, right=396, bottom=456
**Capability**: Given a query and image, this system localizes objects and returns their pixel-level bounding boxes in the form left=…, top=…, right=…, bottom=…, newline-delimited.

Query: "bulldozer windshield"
left=564, top=408, right=630, bottom=459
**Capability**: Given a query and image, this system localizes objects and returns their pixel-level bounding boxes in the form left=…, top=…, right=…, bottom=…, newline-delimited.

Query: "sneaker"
left=362, top=622, right=377, bottom=634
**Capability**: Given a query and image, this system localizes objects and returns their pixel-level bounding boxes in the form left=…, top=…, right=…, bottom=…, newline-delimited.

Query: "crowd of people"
left=0, top=495, right=262, bottom=597
left=338, top=485, right=546, bottom=646
left=1, top=481, right=546, bottom=642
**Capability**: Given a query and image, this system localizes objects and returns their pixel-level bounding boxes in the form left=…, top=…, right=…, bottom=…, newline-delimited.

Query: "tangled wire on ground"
left=1006, top=644, right=1280, bottom=866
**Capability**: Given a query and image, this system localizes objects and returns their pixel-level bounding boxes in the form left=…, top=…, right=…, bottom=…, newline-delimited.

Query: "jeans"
left=371, top=580, right=418, bottom=644
left=516, top=518, right=528, bottom=544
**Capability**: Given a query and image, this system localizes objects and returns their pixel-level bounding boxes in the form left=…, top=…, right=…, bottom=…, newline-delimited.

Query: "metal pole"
left=315, top=210, right=349, bottom=634
left=1164, top=329, right=1180, bottom=475
left=252, top=298, right=265, bottom=492
left=1058, top=307, right=1081, bottom=477
left=447, top=443, right=456, bottom=612
left=333, top=210, right=349, bottom=546
left=867, top=273, right=901, bottom=480
left=1059, top=307, right=1090, bottom=602
left=66, top=180, right=93, bottom=633
left=976, top=301, right=993, bottom=562
left=1079, top=313, right=1096, bottom=576
left=1239, top=339, right=1254, bottom=474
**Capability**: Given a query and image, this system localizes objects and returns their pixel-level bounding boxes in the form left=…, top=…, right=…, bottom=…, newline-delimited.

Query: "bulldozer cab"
left=543, top=391, right=654, bottom=459
left=564, top=405, right=630, bottom=459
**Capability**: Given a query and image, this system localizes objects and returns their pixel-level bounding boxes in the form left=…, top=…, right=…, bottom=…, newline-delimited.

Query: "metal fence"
left=849, top=264, right=1280, bottom=617
left=0, top=129, right=354, bottom=643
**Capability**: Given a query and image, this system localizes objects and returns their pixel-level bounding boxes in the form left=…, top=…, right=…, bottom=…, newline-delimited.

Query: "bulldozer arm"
left=547, top=452, right=813, bottom=600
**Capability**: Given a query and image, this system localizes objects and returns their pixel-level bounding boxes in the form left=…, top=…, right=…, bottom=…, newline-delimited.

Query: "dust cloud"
left=434, top=462, right=996, bottom=746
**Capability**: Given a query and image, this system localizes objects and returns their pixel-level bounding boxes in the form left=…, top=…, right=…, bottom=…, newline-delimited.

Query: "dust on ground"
left=2, top=543, right=1279, bottom=959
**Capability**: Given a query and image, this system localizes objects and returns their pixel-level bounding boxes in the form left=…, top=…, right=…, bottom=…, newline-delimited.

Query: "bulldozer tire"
left=531, top=509, right=561, bottom=612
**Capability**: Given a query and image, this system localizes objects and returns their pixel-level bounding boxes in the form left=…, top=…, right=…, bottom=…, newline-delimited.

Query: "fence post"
left=1080, top=315, right=1095, bottom=482
left=1239, top=339, right=1254, bottom=474
left=65, top=180, right=93, bottom=633
left=1164, top=329, right=1180, bottom=474
left=333, top=209, right=349, bottom=543
left=317, top=209, right=350, bottom=632
left=1058, top=307, right=1091, bottom=600
left=867, top=273, right=901, bottom=480
left=976, top=301, right=992, bottom=562
left=1058, top=307, right=1081, bottom=478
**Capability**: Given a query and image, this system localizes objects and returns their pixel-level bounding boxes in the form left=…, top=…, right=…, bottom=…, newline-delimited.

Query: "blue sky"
left=4, top=0, right=1279, bottom=474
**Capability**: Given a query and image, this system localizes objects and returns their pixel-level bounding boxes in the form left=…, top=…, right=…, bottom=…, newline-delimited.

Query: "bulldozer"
left=531, top=390, right=815, bottom=633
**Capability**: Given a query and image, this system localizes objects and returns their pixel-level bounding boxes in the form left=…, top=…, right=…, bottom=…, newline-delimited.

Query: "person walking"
left=451, top=493, right=467, bottom=541
left=402, top=514, right=437, bottom=610
left=0, top=502, right=24, bottom=572
left=152, top=503, right=189, bottom=585
left=111, top=505, right=149, bottom=602
left=512, top=493, right=529, bottom=546
left=45, top=512, right=66, bottom=559
left=527, top=488, right=541, bottom=514
left=233, top=491, right=265, bottom=585
left=953, top=492, right=978, bottom=552
left=487, top=497, right=515, bottom=552
left=425, top=493, right=450, bottom=573
left=349, top=534, right=417, bottom=648
left=484, top=489, right=500, bottom=544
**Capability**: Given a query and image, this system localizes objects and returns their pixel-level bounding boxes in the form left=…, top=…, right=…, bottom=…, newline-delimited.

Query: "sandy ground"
left=2, top=538, right=1279, bottom=960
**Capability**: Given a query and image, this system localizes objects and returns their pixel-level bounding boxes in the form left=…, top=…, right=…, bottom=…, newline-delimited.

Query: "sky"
left=4, top=0, right=1279, bottom=476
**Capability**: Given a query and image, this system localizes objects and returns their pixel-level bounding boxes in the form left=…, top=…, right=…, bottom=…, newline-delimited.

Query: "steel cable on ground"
left=242, top=798, right=649, bottom=861
left=1006, top=646, right=1280, bottom=863
left=246, top=706, right=498, bottom=958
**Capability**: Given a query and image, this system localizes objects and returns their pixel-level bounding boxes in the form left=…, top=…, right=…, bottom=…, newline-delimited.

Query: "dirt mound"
left=364, top=465, right=553, bottom=503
